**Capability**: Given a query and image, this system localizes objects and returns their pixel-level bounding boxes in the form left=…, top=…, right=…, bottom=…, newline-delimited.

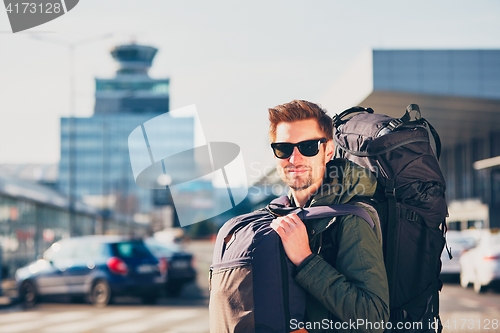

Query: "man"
left=269, top=100, right=389, bottom=333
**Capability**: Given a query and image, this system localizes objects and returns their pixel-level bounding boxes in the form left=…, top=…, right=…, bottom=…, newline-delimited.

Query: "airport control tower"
left=94, top=43, right=169, bottom=114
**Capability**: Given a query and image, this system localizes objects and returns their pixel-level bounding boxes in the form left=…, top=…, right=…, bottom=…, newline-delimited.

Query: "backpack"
left=332, top=104, right=448, bottom=332
left=209, top=196, right=375, bottom=333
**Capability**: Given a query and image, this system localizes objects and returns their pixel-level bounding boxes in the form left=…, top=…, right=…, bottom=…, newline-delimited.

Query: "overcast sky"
left=1, top=0, right=499, bottom=185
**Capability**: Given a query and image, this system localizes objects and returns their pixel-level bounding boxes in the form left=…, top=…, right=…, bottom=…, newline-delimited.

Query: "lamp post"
left=31, top=33, right=113, bottom=236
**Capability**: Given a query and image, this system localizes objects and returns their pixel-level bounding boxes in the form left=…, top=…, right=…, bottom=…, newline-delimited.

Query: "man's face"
left=273, top=119, right=334, bottom=191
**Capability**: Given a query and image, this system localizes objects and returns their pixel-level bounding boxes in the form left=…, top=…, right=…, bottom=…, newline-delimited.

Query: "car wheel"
left=20, top=281, right=38, bottom=308
left=166, top=282, right=183, bottom=297
left=90, top=280, right=112, bottom=307
left=473, top=279, right=486, bottom=294
left=460, top=273, right=470, bottom=288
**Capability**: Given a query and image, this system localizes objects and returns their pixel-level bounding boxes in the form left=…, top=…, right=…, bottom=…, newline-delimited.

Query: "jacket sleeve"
left=294, top=215, right=389, bottom=332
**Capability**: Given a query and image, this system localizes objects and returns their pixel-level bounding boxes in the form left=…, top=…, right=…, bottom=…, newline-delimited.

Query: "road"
left=440, top=282, right=500, bottom=332
left=1, top=241, right=499, bottom=333
left=0, top=303, right=209, bottom=333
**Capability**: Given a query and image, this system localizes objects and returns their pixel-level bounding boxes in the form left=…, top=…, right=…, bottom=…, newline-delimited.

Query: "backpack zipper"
left=317, top=233, right=323, bottom=254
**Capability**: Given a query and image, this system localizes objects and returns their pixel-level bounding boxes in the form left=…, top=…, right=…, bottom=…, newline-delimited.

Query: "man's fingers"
left=272, top=214, right=304, bottom=231
left=272, top=214, right=311, bottom=266
left=282, top=214, right=302, bottom=225
left=286, top=213, right=305, bottom=225
left=271, top=220, right=286, bottom=235
left=272, top=218, right=297, bottom=236
left=271, top=220, right=279, bottom=230
left=271, top=213, right=307, bottom=238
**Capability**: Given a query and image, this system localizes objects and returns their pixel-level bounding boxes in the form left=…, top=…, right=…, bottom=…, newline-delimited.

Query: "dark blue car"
left=144, top=238, right=197, bottom=297
left=15, top=235, right=166, bottom=307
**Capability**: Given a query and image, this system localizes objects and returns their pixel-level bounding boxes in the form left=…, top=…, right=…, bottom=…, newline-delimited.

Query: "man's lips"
left=285, top=166, right=310, bottom=174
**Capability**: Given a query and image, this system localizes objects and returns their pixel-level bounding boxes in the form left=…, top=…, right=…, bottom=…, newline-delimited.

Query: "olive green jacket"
left=293, top=159, right=389, bottom=333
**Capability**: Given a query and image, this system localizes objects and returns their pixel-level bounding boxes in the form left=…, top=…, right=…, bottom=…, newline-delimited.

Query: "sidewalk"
left=0, top=279, right=19, bottom=308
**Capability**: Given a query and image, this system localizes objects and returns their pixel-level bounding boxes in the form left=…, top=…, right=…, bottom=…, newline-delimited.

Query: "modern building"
left=0, top=172, right=98, bottom=278
left=321, top=49, right=500, bottom=230
left=0, top=163, right=58, bottom=191
left=59, top=43, right=195, bottom=230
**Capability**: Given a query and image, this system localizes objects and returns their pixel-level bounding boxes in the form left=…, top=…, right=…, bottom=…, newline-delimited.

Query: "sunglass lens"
left=298, top=140, right=319, bottom=156
left=273, top=143, right=293, bottom=159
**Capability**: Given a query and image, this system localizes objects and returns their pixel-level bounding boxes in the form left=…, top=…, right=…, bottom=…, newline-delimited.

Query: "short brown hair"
left=268, top=100, right=333, bottom=142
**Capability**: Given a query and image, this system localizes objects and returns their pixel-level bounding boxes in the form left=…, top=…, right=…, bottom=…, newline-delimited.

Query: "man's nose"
left=288, top=146, right=304, bottom=163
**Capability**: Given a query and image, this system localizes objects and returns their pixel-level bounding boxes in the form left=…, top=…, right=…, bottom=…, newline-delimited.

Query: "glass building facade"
left=373, top=50, right=500, bottom=100
left=439, top=131, right=500, bottom=230
left=59, top=114, right=194, bottom=216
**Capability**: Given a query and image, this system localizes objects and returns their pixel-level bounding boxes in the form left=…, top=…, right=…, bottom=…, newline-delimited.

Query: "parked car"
left=15, top=235, right=166, bottom=307
left=144, top=238, right=196, bottom=297
left=440, top=231, right=476, bottom=278
left=460, top=229, right=500, bottom=293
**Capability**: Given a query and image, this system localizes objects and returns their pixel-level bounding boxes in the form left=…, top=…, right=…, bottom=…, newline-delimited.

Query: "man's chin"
left=289, top=185, right=311, bottom=191
left=287, top=180, right=312, bottom=191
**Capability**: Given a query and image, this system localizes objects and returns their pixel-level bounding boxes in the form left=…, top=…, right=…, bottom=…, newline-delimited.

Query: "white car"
left=440, top=232, right=476, bottom=277
left=459, top=229, right=500, bottom=293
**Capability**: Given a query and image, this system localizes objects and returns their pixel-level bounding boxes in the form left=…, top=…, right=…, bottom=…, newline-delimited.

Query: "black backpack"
left=332, top=104, right=448, bottom=332
left=209, top=196, right=375, bottom=333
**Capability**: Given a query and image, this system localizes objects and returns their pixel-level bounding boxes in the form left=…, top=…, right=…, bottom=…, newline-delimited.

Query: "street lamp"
left=31, top=33, right=114, bottom=236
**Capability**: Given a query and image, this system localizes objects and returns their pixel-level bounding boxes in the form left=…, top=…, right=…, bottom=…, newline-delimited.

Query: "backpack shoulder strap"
left=301, top=205, right=374, bottom=229
left=267, top=195, right=375, bottom=228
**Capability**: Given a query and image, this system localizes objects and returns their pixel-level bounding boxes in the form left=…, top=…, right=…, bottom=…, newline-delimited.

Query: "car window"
left=73, top=242, right=103, bottom=259
left=111, top=241, right=152, bottom=259
left=145, top=239, right=181, bottom=256
left=43, top=241, right=75, bottom=261
left=146, top=243, right=174, bottom=257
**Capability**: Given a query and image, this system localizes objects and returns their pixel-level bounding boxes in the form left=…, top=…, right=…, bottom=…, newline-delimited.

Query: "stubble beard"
left=280, top=162, right=328, bottom=192
left=283, top=170, right=314, bottom=191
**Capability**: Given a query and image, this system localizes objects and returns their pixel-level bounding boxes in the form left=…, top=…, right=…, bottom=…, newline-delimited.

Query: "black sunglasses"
left=271, top=138, right=327, bottom=159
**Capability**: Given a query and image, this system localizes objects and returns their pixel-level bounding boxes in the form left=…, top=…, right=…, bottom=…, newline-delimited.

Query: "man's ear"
left=325, top=140, right=335, bottom=161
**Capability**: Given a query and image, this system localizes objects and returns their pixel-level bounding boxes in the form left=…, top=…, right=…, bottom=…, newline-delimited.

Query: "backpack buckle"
left=385, top=188, right=396, bottom=197
left=401, top=208, right=418, bottom=222
left=386, top=118, right=404, bottom=131
left=385, top=179, right=396, bottom=198
left=408, top=210, right=418, bottom=222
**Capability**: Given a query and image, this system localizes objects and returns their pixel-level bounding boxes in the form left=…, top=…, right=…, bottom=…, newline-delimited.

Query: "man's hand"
left=271, top=213, right=312, bottom=266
